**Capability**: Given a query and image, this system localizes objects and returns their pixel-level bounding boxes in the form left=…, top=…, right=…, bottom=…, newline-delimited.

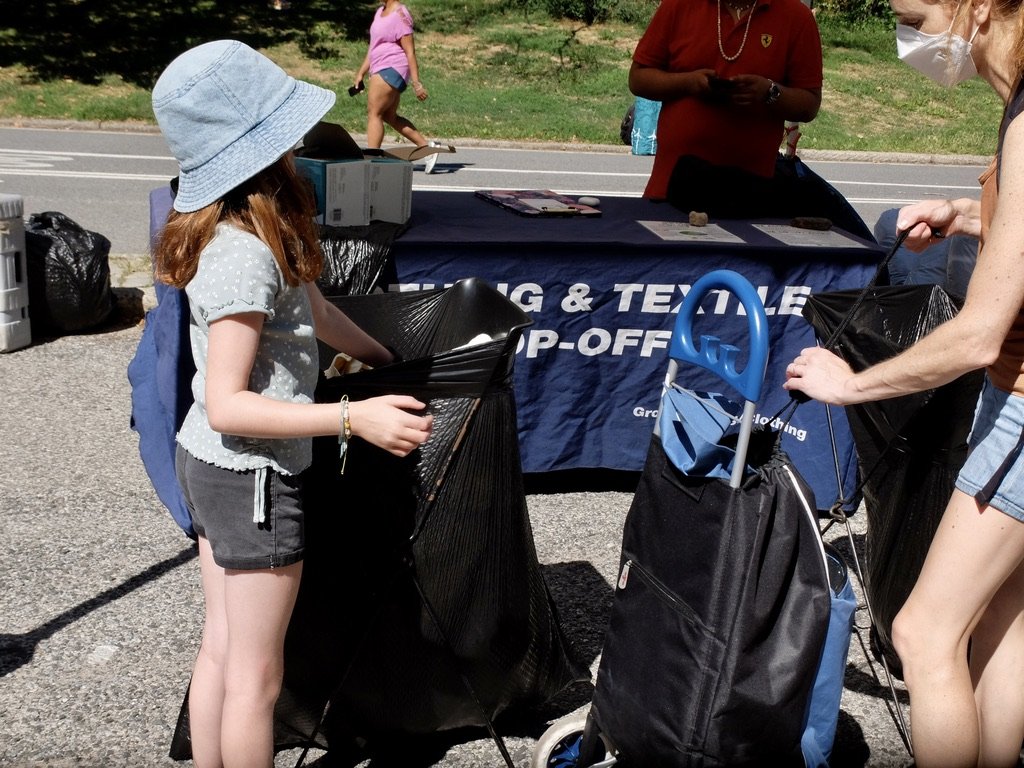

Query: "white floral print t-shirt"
left=176, top=223, right=318, bottom=475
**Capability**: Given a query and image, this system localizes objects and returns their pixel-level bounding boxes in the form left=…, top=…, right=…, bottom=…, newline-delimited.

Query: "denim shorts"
left=955, top=376, right=1024, bottom=522
left=175, top=446, right=305, bottom=570
left=374, top=67, right=407, bottom=92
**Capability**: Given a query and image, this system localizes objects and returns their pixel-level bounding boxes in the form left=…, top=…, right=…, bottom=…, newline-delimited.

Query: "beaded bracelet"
left=338, top=395, right=351, bottom=475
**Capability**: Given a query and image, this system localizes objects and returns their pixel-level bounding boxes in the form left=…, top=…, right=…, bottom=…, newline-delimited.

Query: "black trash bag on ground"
left=25, top=211, right=114, bottom=333
left=802, top=284, right=984, bottom=677
left=666, top=154, right=875, bottom=242
left=169, top=279, right=584, bottom=761
left=619, top=102, right=635, bottom=146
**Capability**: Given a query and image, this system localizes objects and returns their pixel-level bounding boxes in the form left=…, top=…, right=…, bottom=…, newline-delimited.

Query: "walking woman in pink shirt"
left=353, top=0, right=440, bottom=170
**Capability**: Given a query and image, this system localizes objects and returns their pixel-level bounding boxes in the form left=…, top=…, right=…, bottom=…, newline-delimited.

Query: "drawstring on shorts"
left=253, top=467, right=268, bottom=524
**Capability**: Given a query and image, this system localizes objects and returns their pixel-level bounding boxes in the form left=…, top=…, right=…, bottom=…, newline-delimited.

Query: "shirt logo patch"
left=761, top=33, right=773, bottom=48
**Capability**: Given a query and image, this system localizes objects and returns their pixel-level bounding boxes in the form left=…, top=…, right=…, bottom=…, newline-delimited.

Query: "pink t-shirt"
left=368, top=3, right=415, bottom=80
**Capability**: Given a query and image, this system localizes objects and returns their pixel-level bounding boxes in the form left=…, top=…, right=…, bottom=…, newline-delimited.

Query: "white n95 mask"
left=896, top=21, right=978, bottom=87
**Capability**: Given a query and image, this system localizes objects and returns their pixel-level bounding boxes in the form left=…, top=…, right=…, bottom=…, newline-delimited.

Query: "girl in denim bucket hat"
left=152, top=40, right=433, bottom=768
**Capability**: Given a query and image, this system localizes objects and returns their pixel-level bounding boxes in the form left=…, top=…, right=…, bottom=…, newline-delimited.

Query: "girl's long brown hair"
left=154, top=154, right=323, bottom=288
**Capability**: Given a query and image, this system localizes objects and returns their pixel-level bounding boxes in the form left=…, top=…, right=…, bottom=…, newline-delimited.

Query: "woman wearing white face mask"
left=784, top=0, right=1024, bottom=764
left=896, top=6, right=981, bottom=86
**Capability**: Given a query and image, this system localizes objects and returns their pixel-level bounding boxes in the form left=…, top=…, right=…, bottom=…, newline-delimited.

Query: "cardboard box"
left=294, top=156, right=370, bottom=227
left=368, top=157, right=413, bottom=224
left=296, top=122, right=455, bottom=227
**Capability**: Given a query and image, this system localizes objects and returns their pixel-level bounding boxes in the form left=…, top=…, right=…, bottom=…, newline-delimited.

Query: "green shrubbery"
left=508, top=0, right=894, bottom=24
left=503, top=0, right=658, bottom=25
left=815, top=0, right=894, bottom=23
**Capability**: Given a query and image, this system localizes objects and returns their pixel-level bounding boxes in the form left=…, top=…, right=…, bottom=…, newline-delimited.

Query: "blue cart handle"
left=669, top=269, right=769, bottom=403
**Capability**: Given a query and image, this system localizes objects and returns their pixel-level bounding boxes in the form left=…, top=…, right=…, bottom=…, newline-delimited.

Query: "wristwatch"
left=765, top=81, right=782, bottom=105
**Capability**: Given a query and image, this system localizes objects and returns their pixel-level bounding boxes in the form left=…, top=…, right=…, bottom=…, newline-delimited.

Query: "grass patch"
left=0, top=3, right=1004, bottom=154
left=805, top=16, right=1002, bottom=154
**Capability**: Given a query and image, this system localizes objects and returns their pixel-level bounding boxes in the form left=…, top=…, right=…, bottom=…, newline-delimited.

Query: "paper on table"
left=752, top=223, right=869, bottom=248
left=638, top=220, right=746, bottom=243
left=521, top=198, right=582, bottom=213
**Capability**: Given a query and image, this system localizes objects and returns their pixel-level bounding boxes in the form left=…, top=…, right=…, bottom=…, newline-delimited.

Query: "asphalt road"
left=0, top=124, right=991, bottom=259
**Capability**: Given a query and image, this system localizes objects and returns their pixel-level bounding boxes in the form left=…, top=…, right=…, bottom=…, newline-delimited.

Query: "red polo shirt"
left=633, top=0, right=823, bottom=198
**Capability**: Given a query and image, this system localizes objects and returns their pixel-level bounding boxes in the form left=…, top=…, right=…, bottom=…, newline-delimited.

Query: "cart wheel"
left=530, top=716, right=614, bottom=768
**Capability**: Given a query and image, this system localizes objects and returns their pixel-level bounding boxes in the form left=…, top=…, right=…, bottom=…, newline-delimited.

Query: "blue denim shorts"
left=175, top=446, right=305, bottom=570
left=955, top=376, right=1024, bottom=522
left=374, top=67, right=407, bottom=92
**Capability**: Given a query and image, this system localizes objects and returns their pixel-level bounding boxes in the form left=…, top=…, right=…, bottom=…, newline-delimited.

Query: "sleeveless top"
left=981, top=76, right=1024, bottom=395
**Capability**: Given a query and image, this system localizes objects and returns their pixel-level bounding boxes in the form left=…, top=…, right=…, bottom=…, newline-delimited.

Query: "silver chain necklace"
left=717, top=0, right=757, bottom=62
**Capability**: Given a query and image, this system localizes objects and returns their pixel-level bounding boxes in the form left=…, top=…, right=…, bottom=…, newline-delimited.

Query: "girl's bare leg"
left=189, top=537, right=228, bottom=768
left=219, top=562, right=302, bottom=768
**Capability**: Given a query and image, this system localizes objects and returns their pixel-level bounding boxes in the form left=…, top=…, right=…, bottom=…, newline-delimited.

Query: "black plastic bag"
left=169, top=279, right=584, bottom=761
left=802, top=284, right=984, bottom=677
left=666, top=154, right=875, bottom=242
left=316, top=220, right=403, bottom=295
left=25, top=211, right=114, bottom=332
left=619, top=102, right=635, bottom=146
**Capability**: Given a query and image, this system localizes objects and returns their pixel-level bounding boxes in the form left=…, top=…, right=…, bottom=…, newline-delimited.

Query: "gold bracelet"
left=338, top=395, right=351, bottom=475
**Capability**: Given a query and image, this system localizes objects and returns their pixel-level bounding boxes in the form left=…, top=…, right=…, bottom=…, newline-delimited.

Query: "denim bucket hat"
left=152, top=40, right=336, bottom=213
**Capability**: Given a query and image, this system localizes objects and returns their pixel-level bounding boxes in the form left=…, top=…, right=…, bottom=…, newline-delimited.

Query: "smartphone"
left=347, top=82, right=364, bottom=97
left=707, top=75, right=737, bottom=92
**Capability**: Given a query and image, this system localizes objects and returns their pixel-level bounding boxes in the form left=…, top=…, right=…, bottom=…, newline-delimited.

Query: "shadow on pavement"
left=524, top=468, right=641, bottom=495
left=0, top=544, right=197, bottom=678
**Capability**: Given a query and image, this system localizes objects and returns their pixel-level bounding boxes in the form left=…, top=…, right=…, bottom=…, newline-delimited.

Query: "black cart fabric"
left=802, top=284, right=984, bottom=676
left=169, top=279, right=583, bottom=760
left=590, top=430, right=831, bottom=766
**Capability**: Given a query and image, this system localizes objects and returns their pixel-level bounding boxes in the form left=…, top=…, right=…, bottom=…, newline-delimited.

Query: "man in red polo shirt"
left=630, top=0, right=823, bottom=201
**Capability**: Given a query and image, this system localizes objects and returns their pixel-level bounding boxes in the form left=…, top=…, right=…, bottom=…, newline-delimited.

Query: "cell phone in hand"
left=348, top=82, right=364, bottom=97
left=707, top=75, right=737, bottom=92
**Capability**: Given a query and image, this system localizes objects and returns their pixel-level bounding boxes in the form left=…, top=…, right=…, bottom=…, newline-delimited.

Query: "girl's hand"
left=411, top=80, right=428, bottom=101
left=349, top=395, right=433, bottom=456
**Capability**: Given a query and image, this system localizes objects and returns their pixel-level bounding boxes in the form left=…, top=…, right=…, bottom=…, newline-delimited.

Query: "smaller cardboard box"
left=294, top=156, right=370, bottom=227
left=368, top=157, right=413, bottom=224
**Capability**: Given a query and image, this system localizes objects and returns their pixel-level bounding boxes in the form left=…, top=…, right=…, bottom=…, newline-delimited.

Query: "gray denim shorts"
left=955, top=376, right=1024, bottom=522
left=175, top=446, right=305, bottom=570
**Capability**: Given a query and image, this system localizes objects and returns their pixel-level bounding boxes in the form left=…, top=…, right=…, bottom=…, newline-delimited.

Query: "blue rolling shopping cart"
left=532, top=270, right=853, bottom=768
